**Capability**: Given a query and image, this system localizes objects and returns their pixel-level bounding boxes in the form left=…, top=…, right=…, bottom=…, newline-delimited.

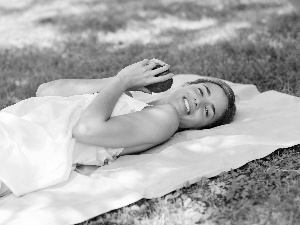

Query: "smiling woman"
left=182, top=78, right=236, bottom=129
left=148, top=78, right=236, bottom=130
left=0, top=59, right=236, bottom=197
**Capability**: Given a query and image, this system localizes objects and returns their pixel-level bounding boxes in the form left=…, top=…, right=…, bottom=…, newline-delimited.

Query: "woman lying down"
left=0, top=59, right=236, bottom=197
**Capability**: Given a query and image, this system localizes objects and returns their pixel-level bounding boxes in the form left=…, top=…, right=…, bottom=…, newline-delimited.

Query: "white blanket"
left=1, top=75, right=300, bottom=225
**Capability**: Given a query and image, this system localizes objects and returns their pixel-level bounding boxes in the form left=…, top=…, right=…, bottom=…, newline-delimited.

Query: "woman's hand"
left=116, top=59, right=173, bottom=93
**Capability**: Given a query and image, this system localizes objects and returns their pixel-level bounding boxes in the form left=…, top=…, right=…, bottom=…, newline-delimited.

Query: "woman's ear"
left=234, top=95, right=240, bottom=103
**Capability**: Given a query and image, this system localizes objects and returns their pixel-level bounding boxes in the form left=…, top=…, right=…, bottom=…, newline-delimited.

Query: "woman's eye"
left=205, top=107, right=209, bottom=117
left=198, top=88, right=203, bottom=96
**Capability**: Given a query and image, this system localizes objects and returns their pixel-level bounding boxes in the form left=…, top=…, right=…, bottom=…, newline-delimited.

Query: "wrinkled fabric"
left=1, top=75, right=300, bottom=225
left=0, top=93, right=148, bottom=196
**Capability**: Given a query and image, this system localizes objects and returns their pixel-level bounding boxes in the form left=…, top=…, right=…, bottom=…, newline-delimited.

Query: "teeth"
left=184, top=98, right=190, bottom=114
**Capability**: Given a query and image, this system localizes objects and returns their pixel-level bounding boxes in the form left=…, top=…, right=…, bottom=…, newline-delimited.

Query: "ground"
left=0, top=0, right=299, bottom=224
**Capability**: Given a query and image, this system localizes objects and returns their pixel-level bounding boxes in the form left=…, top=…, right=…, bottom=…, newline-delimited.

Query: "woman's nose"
left=194, top=96, right=201, bottom=108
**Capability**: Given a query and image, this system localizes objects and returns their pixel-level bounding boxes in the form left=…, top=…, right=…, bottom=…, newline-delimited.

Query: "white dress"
left=0, top=93, right=149, bottom=197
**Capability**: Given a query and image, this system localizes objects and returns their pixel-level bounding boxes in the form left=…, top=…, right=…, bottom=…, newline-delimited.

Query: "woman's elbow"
left=72, top=122, right=89, bottom=141
left=36, top=80, right=61, bottom=97
left=72, top=120, right=99, bottom=143
left=36, top=83, right=49, bottom=97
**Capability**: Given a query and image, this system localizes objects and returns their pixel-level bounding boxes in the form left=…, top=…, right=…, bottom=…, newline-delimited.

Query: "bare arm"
left=72, top=59, right=176, bottom=150
left=36, top=77, right=117, bottom=97
left=36, top=59, right=168, bottom=97
left=73, top=103, right=179, bottom=149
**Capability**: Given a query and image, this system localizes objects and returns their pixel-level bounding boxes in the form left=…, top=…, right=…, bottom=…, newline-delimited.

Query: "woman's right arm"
left=72, top=59, right=176, bottom=150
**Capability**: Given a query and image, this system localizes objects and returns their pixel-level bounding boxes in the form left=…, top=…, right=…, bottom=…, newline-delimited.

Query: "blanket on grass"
left=1, top=74, right=300, bottom=225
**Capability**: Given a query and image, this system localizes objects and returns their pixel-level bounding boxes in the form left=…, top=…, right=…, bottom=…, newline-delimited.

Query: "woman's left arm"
left=36, top=77, right=119, bottom=97
left=36, top=59, right=167, bottom=97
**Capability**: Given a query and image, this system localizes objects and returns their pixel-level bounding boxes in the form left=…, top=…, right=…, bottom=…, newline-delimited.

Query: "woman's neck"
left=147, top=97, right=168, bottom=106
left=147, top=91, right=171, bottom=106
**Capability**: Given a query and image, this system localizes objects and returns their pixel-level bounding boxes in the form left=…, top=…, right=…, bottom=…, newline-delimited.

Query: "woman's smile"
left=183, top=96, right=191, bottom=115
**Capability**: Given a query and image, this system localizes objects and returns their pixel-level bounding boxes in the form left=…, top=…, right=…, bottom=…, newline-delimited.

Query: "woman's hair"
left=184, top=77, right=236, bottom=129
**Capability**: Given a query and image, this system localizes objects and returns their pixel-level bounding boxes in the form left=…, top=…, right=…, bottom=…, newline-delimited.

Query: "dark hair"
left=184, top=78, right=236, bottom=129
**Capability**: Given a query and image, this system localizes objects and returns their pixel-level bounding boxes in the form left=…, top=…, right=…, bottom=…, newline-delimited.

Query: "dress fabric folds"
left=0, top=93, right=148, bottom=196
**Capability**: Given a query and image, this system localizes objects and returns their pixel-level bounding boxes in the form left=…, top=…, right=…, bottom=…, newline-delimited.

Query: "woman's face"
left=166, top=82, right=229, bottom=129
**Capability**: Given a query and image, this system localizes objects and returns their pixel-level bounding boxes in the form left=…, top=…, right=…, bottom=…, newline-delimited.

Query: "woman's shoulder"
left=143, top=103, right=180, bottom=128
left=127, top=103, right=179, bottom=146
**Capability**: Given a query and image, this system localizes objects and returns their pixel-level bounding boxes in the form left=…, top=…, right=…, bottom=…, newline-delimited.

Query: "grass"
left=0, top=0, right=299, bottom=224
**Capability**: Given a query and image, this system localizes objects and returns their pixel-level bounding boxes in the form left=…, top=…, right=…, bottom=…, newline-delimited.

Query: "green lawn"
left=0, top=0, right=299, bottom=224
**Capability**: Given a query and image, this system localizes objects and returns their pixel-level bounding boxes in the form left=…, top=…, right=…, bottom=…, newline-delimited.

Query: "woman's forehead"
left=197, top=82, right=228, bottom=115
left=193, top=82, right=224, bottom=95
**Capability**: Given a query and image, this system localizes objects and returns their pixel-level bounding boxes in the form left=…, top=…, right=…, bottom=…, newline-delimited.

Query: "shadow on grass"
left=0, top=0, right=286, bottom=47
left=0, top=0, right=58, bottom=15
left=0, top=9, right=299, bottom=109
left=32, top=0, right=285, bottom=41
